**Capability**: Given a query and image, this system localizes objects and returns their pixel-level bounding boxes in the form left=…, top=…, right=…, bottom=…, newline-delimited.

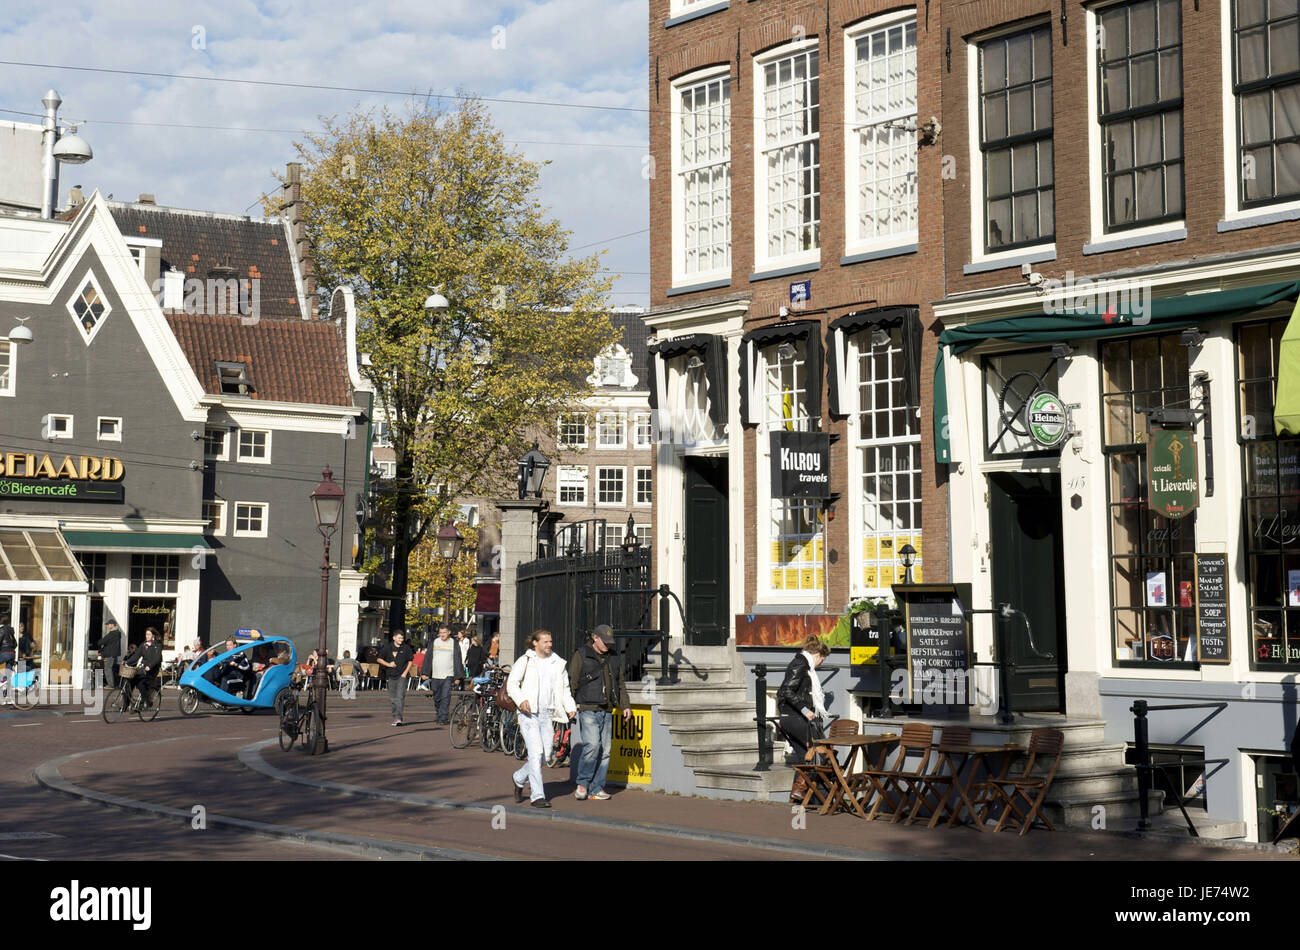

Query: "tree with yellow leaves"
left=406, top=523, right=480, bottom=633
left=282, top=98, right=616, bottom=631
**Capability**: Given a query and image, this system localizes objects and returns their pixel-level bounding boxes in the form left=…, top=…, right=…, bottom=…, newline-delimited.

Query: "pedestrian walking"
left=777, top=635, right=831, bottom=803
left=377, top=629, right=414, bottom=726
left=98, top=620, right=123, bottom=689
left=465, top=635, right=486, bottom=679
left=0, top=614, right=14, bottom=669
left=568, top=624, right=632, bottom=801
left=418, top=625, right=457, bottom=723
left=507, top=629, right=576, bottom=808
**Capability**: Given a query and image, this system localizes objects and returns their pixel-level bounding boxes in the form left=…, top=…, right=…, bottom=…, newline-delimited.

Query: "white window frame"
left=558, top=413, right=589, bottom=448
left=596, top=411, right=627, bottom=449
left=204, top=426, right=230, bottom=461
left=756, top=341, right=823, bottom=602
left=203, top=500, right=227, bottom=536
left=1084, top=2, right=1187, bottom=246
left=966, top=21, right=1058, bottom=269
left=753, top=38, right=822, bottom=273
left=847, top=329, right=923, bottom=598
left=233, top=502, right=269, bottom=539
left=66, top=271, right=112, bottom=345
left=596, top=466, right=627, bottom=507
left=377, top=460, right=397, bottom=479
left=635, top=524, right=653, bottom=548
left=844, top=11, right=919, bottom=257
left=236, top=428, right=272, bottom=464
left=129, top=554, right=180, bottom=595
left=0, top=340, right=15, bottom=397
left=96, top=416, right=122, bottom=442
left=557, top=465, right=588, bottom=505
left=372, top=420, right=392, bottom=448
left=45, top=414, right=73, bottom=440
left=671, top=65, right=733, bottom=287
left=634, top=466, right=653, bottom=506
left=1220, top=0, right=1300, bottom=227
left=633, top=411, right=654, bottom=448
left=670, top=0, right=724, bottom=17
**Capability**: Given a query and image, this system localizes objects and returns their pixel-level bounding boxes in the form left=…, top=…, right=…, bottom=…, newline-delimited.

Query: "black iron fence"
left=516, top=545, right=655, bottom=675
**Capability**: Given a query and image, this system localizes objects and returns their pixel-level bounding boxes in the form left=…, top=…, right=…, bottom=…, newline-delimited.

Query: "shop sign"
left=770, top=431, right=830, bottom=498
left=789, top=280, right=811, bottom=306
left=1147, top=428, right=1199, bottom=519
left=607, top=705, right=651, bottom=785
left=0, top=451, right=125, bottom=504
left=1023, top=391, right=1068, bottom=448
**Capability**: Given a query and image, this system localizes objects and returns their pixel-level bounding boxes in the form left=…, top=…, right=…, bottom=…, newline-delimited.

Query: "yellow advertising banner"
left=607, top=705, right=652, bottom=785
left=863, top=537, right=878, bottom=559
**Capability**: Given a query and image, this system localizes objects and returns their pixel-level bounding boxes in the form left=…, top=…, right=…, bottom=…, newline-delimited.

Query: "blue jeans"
left=433, top=677, right=453, bottom=722
left=576, top=710, right=613, bottom=794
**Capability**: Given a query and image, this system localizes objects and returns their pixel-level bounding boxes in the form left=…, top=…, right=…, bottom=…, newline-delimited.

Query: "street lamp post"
left=898, top=544, right=917, bottom=585
left=516, top=443, right=551, bottom=500
left=310, top=466, right=345, bottom=755
left=436, top=521, right=463, bottom=629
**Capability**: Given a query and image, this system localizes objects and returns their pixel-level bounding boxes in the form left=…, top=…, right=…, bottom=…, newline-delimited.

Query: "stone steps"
left=658, top=704, right=757, bottom=728
left=692, top=765, right=797, bottom=801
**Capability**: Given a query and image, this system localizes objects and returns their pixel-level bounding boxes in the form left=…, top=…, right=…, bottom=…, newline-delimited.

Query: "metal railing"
left=1130, top=699, right=1229, bottom=836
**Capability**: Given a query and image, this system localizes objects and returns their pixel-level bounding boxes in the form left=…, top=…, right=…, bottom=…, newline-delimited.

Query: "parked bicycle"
left=277, top=684, right=322, bottom=751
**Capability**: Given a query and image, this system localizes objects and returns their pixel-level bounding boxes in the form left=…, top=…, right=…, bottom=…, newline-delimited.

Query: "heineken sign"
left=1024, top=390, right=1068, bottom=448
left=770, top=431, right=830, bottom=498
left=1147, top=428, right=1199, bottom=519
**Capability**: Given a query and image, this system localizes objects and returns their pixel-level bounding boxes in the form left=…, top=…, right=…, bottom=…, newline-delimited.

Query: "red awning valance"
left=474, top=583, right=500, bottom=614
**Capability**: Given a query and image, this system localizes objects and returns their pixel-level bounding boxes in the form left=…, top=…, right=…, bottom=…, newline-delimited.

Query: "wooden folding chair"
left=970, top=727, right=1065, bottom=835
left=847, top=723, right=933, bottom=821
left=790, top=718, right=859, bottom=809
left=905, top=725, right=972, bottom=827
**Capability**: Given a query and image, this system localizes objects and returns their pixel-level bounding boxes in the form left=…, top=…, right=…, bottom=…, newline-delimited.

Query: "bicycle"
left=450, top=670, right=500, bottom=749
left=277, top=685, right=323, bottom=752
left=547, top=718, right=572, bottom=768
left=102, top=675, right=161, bottom=723
left=0, top=664, right=39, bottom=711
left=500, top=708, right=528, bottom=760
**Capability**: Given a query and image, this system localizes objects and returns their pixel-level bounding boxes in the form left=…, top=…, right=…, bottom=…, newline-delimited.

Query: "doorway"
left=684, top=456, right=729, bottom=645
left=988, top=471, right=1068, bottom=712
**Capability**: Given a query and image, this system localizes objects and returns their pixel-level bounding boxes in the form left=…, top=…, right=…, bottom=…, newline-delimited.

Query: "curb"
left=239, top=738, right=915, bottom=861
left=33, top=737, right=500, bottom=862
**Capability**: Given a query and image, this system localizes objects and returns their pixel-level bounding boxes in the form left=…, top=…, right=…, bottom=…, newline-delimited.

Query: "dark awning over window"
left=826, top=306, right=921, bottom=418
left=647, top=333, right=728, bottom=433
left=738, top=320, right=824, bottom=427
left=474, top=582, right=500, bottom=615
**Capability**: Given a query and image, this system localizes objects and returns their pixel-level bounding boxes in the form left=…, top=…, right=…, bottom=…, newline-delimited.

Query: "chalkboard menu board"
left=896, top=584, right=973, bottom=706
left=1195, top=553, right=1230, bottom=664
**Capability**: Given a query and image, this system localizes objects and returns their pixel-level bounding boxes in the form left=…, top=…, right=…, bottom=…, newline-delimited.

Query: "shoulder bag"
left=495, top=655, right=527, bottom=712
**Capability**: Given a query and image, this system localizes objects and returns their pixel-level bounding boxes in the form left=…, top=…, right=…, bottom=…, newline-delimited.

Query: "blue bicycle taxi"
left=177, top=631, right=297, bottom=718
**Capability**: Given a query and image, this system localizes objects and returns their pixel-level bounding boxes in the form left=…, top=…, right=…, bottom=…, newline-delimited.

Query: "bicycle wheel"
left=137, top=687, right=161, bottom=722
left=546, top=723, right=562, bottom=767
left=278, top=696, right=300, bottom=751
left=499, top=709, right=518, bottom=757
left=304, top=704, right=324, bottom=754
left=178, top=686, right=200, bottom=716
left=450, top=697, right=474, bottom=749
left=12, top=675, right=39, bottom=712
left=101, top=688, right=127, bottom=724
left=479, top=707, right=499, bottom=752
left=513, top=717, right=529, bottom=761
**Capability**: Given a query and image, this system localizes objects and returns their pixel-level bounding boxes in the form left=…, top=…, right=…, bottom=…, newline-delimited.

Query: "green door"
left=988, top=472, right=1067, bottom=712
left=684, top=457, right=729, bottom=645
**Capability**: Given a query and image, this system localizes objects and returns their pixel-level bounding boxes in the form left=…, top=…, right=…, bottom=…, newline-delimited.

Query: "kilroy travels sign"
left=770, top=431, right=830, bottom=498
left=0, top=452, right=125, bottom=504
left=1024, top=390, right=1069, bottom=448
left=1147, top=428, right=1199, bottom=519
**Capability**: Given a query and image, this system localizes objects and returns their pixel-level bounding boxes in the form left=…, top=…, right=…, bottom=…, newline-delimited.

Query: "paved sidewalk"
left=35, top=695, right=1294, bottom=861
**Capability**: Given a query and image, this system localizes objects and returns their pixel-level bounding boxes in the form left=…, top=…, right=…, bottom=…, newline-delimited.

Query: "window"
left=203, top=500, right=227, bottom=535
left=1237, top=318, right=1300, bottom=668
left=636, top=524, right=653, bottom=548
left=762, top=340, right=823, bottom=593
left=204, top=427, right=229, bottom=461
left=76, top=552, right=107, bottom=594
left=979, top=24, right=1054, bottom=251
left=675, top=70, right=732, bottom=281
left=635, top=466, right=653, bottom=506
left=43, top=414, right=72, bottom=439
left=558, top=466, right=588, bottom=505
left=757, top=44, right=821, bottom=264
left=597, top=467, right=626, bottom=506
left=1102, top=333, right=1195, bottom=665
left=558, top=413, right=588, bottom=448
left=1097, top=0, right=1184, bottom=231
left=1233, top=0, right=1300, bottom=207
left=593, top=346, right=638, bottom=388
left=237, top=429, right=271, bottom=463
left=982, top=351, right=1062, bottom=456
left=856, top=328, right=922, bottom=591
left=602, top=523, right=626, bottom=551
left=130, top=554, right=180, bottom=595
left=0, top=341, right=13, bottom=397
left=68, top=277, right=111, bottom=343
left=233, top=502, right=269, bottom=538
left=596, top=411, right=626, bottom=448
left=97, top=417, right=122, bottom=442
left=373, top=420, right=392, bottom=448
left=1124, top=744, right=1208, bottom=810
left=377, top=460, right=397, bottom=479
left=847, top=15, right=918, bottom=251
left=634, top=412, right=654, bottom=448
left=217, top=361, right=253, bottom=396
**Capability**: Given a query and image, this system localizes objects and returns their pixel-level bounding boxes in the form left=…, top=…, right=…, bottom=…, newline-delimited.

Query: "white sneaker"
left=416, top=682, right=430, bottom=692
left=575, top=787, right=588, bottom=800
left=590, top=791, right=611, bottom=801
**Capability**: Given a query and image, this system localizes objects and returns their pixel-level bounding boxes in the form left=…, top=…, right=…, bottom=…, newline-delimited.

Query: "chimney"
left=163, top=267, right=185, bottom=311
left=137, top=193, right=156, bottom=205
left=283, top=162, right=318, bottom=319
left=68, top=186, right=84, bottom=208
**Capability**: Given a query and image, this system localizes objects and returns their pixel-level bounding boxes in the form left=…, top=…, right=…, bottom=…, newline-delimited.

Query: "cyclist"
left=121, top=627, right=164, bottom=709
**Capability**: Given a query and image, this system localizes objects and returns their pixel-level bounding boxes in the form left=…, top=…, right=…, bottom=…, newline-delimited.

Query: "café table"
left=805, top=733, right=899, bottom=818
left=940, top=742, right=1024, bottom=831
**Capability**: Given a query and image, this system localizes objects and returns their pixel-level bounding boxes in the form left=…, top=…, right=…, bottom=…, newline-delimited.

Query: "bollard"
left=875, top=602, right=891, bottom=717
left=1132, top=699, right=1150, bottom=832
left=995, top=606, right=1014, bottom=724
left=754, top=664, right=771, bottom=771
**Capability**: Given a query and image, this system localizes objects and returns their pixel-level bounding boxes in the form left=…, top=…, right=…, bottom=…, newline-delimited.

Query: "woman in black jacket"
left=777, top=635, right=831, bottom=797
left=464, top=636, right=487, bottom=679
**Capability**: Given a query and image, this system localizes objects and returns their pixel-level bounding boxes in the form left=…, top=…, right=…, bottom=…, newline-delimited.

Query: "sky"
left=0, top=1, right=650, bottom=308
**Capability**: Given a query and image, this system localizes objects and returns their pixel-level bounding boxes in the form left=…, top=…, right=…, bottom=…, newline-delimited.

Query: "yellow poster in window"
left=880, top=565, right=895, bottom=586
left=785, top=568, right=801, bottom=589
left=864, top=537, right=878, bottom=560
left=771, top=569, right=784, bottom=589
left=800, top=567, right=815, bottom=588
left=771, top=541, right=783, bottom=563
left=814, top=569, right=824, bottom=588
left=912, top=563, right=923, bottom=583
left=863, top=565, right=878, bottom=588
left=879, top=537, right=895, bottom=559
left=912, top=536, right=923, bottom=558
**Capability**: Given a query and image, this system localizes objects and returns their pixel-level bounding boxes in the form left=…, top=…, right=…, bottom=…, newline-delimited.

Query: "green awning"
left=934, top=279, right=1300, bottom=461
left=1275, top=296, right=1300, bottom=435
left=61, top=531, right=211, bottom=552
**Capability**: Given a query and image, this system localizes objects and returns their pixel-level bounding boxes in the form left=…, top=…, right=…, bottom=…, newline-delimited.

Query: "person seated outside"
left=218, top=638, right=252, bottom=699
left=122, top=627, right=164, bottom=707
left=338, top=650, right=357, bottom=695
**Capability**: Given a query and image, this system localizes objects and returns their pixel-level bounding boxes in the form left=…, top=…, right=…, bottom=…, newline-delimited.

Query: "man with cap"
left=567, top=624, right=632, bottom=801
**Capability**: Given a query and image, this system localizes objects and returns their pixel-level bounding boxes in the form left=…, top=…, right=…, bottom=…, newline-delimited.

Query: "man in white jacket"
left=507, top=629, right=576, bottom=808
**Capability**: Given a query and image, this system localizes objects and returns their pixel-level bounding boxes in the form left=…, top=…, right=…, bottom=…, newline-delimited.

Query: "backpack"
left=0, top=626, right=15, bottom=654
